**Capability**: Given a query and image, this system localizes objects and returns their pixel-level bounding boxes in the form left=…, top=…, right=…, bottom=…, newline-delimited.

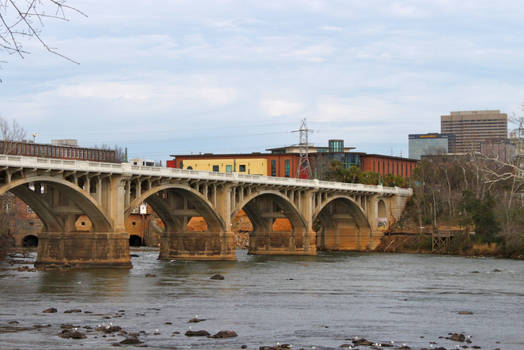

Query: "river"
left=0, top=249, right=523, bottom=350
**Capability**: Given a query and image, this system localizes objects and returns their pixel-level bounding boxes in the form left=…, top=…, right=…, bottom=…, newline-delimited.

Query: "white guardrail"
left=0, top=155, right=412, bottom=196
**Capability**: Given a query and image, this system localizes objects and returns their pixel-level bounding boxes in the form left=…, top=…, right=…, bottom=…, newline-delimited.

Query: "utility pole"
left=292, top=119, right=313, bottom=179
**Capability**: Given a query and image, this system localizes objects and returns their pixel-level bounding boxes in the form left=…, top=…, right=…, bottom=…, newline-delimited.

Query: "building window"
left=226, top=165, right=233, bottom=172
left=285, top=159, right=290, bottom=177
left=212, top=165, right=219, bottom=172
left=239, top=164, right=246, bottom=172
left=187, top=166, right=193, bottom=170
left=271, top=160, right=276, bottom=176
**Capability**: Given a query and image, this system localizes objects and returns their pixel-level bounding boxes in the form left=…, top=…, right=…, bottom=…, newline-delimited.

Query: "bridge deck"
left=0, top=155, right=412, bottom=196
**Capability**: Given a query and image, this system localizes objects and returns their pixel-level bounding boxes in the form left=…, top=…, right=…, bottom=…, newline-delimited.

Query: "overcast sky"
left=1, top=0, right=523, bottom=160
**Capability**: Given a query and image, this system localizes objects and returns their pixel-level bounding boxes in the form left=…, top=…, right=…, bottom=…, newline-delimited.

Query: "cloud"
left=260, top=99, right=303, bottom=117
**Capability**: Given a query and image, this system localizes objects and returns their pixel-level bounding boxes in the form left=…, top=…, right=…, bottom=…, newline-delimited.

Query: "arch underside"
left=0, top=177, right=113, bottom=234
left=235, top=192, right=309, bottom=255
left=315, top=197, right=372, bottom=251
left=134, top=186, right=231, bottom=260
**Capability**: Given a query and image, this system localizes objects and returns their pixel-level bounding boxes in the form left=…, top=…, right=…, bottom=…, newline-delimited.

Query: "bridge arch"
left=125, top=183, right=226, bottom=233
left=0, top=176, right=113, bottom=233
left=232, top=190, right=308, bottom=254
left=313, top=195, right=372, bottom=251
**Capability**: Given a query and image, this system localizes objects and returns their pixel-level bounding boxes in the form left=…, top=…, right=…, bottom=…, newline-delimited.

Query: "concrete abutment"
left=159, top=231, right=236, bottom=260
left=35, top=232, right=131, bottom=268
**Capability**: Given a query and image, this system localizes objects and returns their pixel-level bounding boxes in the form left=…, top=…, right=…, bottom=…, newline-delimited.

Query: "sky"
left=1, top=0, right=523, bottom=161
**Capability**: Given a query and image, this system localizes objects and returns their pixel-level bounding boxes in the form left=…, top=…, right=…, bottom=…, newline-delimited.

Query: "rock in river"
left=59, top=329, right=86, bottom=339
left=210, top=330, right=238, bottom=338
left=185, top=330, right=210, bottom=337
left=210, top=274, right=224, bottom=280
left=42, top=308, right=57, bottom=313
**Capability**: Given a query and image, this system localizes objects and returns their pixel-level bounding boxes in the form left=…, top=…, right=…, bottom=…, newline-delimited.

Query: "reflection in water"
left=0, top=249, right=522, bottom=350
left=38, top=269, right=130, bottom=301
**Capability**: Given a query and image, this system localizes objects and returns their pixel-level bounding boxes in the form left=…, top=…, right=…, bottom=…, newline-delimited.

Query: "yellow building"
left=182, top=158, right=267, bottom=176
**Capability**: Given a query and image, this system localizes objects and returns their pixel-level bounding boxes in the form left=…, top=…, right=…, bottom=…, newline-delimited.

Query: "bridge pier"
left=247, top=230, right=317, bottom=255
left=35, top=232, right=131, bottom=268
left=159, top=231, right=236, bottom=260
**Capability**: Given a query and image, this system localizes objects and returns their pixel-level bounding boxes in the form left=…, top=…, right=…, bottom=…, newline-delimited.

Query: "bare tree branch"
left=0, top=0, right=86, bottom=73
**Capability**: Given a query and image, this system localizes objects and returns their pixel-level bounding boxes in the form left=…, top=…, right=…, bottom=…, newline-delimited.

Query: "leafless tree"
left=0, top=0, right=85, bottom=76
left=0, top=116, right=26, bottom=154
left=94, top=144, right=126, bottom=163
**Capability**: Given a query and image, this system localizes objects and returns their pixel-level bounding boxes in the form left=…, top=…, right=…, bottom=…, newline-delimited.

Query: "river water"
left=0, top=249, right=523, bottom=350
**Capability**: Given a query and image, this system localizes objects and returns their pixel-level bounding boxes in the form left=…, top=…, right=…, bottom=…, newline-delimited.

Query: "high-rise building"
left=441, top=110, right=507, bottom=153
left=408, top=133, right=455, bottom=160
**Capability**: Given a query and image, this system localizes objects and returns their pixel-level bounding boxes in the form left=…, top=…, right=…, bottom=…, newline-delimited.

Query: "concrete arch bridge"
left=0, top=155, right=412, bottom=268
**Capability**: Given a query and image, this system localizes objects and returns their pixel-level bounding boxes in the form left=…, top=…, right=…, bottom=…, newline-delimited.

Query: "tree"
left=0, top=0, right=85, bottom=78
left=0, top=116, right=26, bottom=258
left=94, top=144, right=126, bottom=163
left=0, top=116, right=26, bottom=154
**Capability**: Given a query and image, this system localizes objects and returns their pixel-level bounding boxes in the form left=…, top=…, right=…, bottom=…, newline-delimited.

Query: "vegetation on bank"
left=323, top=161, right=409, bottom=188
left=392, top=154, right=523, bottom=258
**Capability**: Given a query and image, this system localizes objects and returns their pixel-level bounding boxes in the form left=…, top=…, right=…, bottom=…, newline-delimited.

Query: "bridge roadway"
left=0, top=155, right=412, bottom=268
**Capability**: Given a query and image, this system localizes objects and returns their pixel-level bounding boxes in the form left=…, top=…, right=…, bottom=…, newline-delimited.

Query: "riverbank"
left=376, top=233, right=524, bottom=260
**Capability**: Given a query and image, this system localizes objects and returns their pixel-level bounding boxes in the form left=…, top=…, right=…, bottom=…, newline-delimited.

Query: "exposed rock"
left=120, top=336, right=143, bottom=344
left=353, top=338, right=373, bottom=346
left=458, top=311, right=473, bottom=315
left=185, top=330, right=210, bottom=337
left=492, top=269, right=502, bottom=272
left=96, top=325, right=122, bottom=333
left=241, top=345, right=247, bottom=349
left=145, top=273, right=156, bottom=277
left=42, top=307, right=57, bottom=313
left=7, top=321, right=19, bottom=325
left=64, top=309, right=82, bottom=313
left=210, top=330, right=238, bottom=338
left=59, top=329, right=87, bottom=339
left=130, top=254, right=140, bottom=257
left=60, top=324, right=74, bottom=329
left=210, top=274, right=224, bottom=280
left=259, top=345, right=292, bottom=350
left=165, top=322, right=172, bottom=325
left=188, top=317, right=206, bottom=323
left=112, top=342, right=121, bottom=347
left=470, top=271, right=480, bottom=273
left=448, top=333, right=466, bottom=342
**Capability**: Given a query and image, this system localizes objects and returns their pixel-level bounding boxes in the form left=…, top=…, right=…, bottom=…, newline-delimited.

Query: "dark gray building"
left=408, top=133, right=455, bottom=160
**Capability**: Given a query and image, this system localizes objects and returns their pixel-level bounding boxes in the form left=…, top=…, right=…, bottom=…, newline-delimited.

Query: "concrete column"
left=109, top=175, right=127, bottom=233
left=298, top=190, right=316, bottom=254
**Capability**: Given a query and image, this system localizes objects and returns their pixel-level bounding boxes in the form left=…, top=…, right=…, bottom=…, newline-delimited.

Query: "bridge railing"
left=0, top=155, right=412, bottom=196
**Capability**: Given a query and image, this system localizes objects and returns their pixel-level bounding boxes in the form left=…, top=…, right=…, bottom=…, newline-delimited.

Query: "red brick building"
left=359, top=154, right=418, bottom=178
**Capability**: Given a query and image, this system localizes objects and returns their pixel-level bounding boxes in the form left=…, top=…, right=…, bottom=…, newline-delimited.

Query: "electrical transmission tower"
left=292, top=119, right=313, bottom=179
